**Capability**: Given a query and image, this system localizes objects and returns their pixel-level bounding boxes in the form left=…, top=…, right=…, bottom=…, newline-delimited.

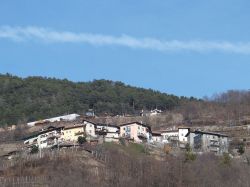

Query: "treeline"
left=0, top=74, right=193, bottom=126
left=175, top=90, right=250, bottom=126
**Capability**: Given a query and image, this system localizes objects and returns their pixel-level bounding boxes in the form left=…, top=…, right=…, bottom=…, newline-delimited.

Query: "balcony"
left=47, top=133, right=60, bottom=139
left=210, top=139, right=219, bottom=142
left=123, top=133, right=131, bottom=138
left=210, top=141, right=220, bottom=147
left=138, top=132, right=147, bottom=140
left=47, top=141, right=56, bottom=146
left=209, top=147, right=219, bottom=152
left=30, top=140, right=38, bottom=145
left=75, top=131, right=85, bottom=136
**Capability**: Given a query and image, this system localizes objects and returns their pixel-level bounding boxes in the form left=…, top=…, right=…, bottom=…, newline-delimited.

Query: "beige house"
left=119, top=122, right=151, bottom=143
left=61, top=124, right=85, bottom=142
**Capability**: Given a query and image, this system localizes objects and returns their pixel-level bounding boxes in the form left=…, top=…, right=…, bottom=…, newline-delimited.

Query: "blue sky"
left=1, top=0, right=250, bottom=98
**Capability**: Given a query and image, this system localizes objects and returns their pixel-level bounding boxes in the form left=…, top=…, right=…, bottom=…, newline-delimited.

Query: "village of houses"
left=22, top=111, right=230, bottom=157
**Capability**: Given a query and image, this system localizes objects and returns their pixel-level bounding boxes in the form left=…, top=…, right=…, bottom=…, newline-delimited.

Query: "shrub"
left=185, top=143, right=191, bottom=152
left=77, top=136, right=86, bottom=145
left=119, top=138, right=126, bottom=146
left=238, top=144, right=245, bottom=155
left=185, top=151, right=196, bottom=161
left=222, top=153, right=231, bottom=165
left=163, top=144, right=172, bottom=154
left=185, top=143, right=196, bottom=161
left=30, top=145, right=39, bottom=154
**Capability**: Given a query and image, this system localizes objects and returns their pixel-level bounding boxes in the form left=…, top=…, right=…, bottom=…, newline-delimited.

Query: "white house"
left=149, top=109, right=162, bottom=116
left=178, top=128, right=190, bottom=142
left=140, top=109, right=162, bottom=117
left=27, top=114, right=80, bottom=126
left=85, top=109, right=95, bottom=117
left=83, top=120, right=121, bottom=142
left=95, top=123, right=120, bottom=142
left=82, top=120, right=96, bottom=138
left=160, top=130, right=179, bottom=143
left=178, top=128, right=190, bottom=148
left=24, top=136, right=38, bottom=147
left=151, top=132, right=162, bottom=143
left=24, top=126, right=64, bottom=149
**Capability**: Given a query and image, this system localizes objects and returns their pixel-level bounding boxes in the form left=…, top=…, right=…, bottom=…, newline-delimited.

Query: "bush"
left=163, top=144, right=172, bottom=154
left=238, top=144, right=245, bottom=155
left=222, top=153, right=231, bottom=165
left=77, top=136, right=86, bottom=145
left=185, top=143, right=196, bottom=161
left=185, top=143, right=191, bottom=152
left=119, top=138, right=126, bottom=146
left=30, top=145, right=39, bottom=154
left=185, top=151, right=196, bottom=161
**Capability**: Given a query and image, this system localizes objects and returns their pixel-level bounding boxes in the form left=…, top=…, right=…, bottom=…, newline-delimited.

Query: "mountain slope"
left=0, top=74, right=193, bottom=126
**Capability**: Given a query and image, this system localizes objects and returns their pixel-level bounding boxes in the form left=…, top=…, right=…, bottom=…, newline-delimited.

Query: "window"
left=126, top=126, right=131, bottom=132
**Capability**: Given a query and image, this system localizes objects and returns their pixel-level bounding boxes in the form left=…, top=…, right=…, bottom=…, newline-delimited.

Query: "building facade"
left=24, top=126, right=64, bottom=149
left=83, top=120, right=96, bottom=137
left=161, top=130, right=179, bottom=144
left=95, top=124, right=120, bottom=142
left=61, top=124, right=85, bottom=142
left=186, top=130, right=229, bottom=155
left=152, top=132, right=162, bottom=143
left=119, top=122, right=151, bottom=143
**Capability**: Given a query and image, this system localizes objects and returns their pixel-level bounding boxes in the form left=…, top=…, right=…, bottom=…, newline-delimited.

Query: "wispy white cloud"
left=0, top=25, right=250, bottom=54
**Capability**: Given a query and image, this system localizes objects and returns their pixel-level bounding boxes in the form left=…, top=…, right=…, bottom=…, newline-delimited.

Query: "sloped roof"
left=82, top=119, right=97, bottom=125
left=152, top=131, right=162, bottom=136
left=186, top=130, right=228, bottom=137
left=64, top=124, right=84, bottom=130
left=23, top=126, right=64, bottom=140
left=119, top=121, right=151, bottom=130
left=96, top=123, right=120, bottom=128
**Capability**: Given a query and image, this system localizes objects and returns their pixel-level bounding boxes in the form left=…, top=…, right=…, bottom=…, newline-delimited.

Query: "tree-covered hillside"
left=0, top=74, right=192, bottom=126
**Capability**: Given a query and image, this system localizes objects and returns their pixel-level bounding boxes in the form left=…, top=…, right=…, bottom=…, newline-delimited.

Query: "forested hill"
left=0, top=74, right=194, bottom=126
